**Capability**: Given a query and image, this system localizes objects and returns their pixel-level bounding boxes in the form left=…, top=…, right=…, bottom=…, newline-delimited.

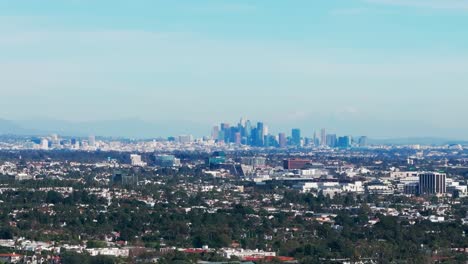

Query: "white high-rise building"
left=239, top=117, right=246, bottom=127
left=89, top=135, right=96, bottom=148
left=320, top=129, right=326, bottom=146
left=40, top=139, right=49, bottom=150
left=130, top=154, right=147, bottom=167
left=263, top=125, right=269, bottom=136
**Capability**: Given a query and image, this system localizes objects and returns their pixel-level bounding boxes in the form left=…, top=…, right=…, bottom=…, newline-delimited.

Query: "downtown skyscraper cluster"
left=211, top=118, right=368, bottom=148
left=212, top=118, right=274, bottom=147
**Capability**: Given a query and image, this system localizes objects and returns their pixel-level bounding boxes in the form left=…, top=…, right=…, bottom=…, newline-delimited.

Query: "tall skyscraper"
left=256, top=122, right=264, bottom=146
left=235, top=132, right=241, bottom=145
left=292, top=128, right=301, bottom=146
left=239, top=117, right=246, bottom=127
left=89, top=135, right=96, bottom=148
left=221, top=123, right=230, bottom=143
left=212, top=126, right=219, bottom=141
left=313, top=131, right=319, bottom=146
left=326, top=134, right=337, bottom=148
left=358, top=136, right=368, bottom=147
left=40, top=138, right=49, bottom=150
left=245, top=120, right=252, bottom=138
left=278, top=133, right=287, bottom=148
left=320, top=129, right=326, bottom=146
left=263, top=125, right=269, bottom=136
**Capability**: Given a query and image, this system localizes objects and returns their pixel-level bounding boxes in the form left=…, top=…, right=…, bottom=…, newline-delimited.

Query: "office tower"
left=283, top=158, right=312, bottom=170
left=40, top=139, right=49, bottom=150
left=238, top=118, right=246, bottom=137
left=112, top=170, right=138, bottom=186
left=337, top=136, right=351, bottom=148
left=51, top=134, right=59, bottom=142
left=245, top=120, right=252, bottom=143
left=220, top=123, right=230, bottom=130
left=227, top=127, right=237, bottom=143
left=256, top=122, right=264, bottom=146
left=207, top=151, right=226, bottom=168
left=221, top=123, right=230, bottom=142
left=212, top=126, right=219, bottom=141
left=130, top=154, right=147, bottom=167
left=419, top=173, right=446, bottom=195
left=264, top=135, right=270, bottom=147
left=320, top=129, right=326, bottom=146
left=250, top=127, right=258, bottom=146
left=313, top=131, right=319, bottom=146
left=235, top=132, right=241, bottom=145
left=48, top=134, right=60, bottom=149
left=326, top=134, right=337, bottom=148
left=155, top=154, right=181, bottom=167
left=217, top=130, right=225, bottom=142
left=265, top=134, right=278, bottom=147
left=241, top=157, right=267, bottom=168
left=278, top=133, right=287, bottom=148
left=358, top=136, right=368, bottom=147
left=239, top=117, right=246, bottom=128
left=89, top=135, right=96, bottom=148
left=291, top=128, right=301, bottom=146
left=178, top=135, right=193, bottom=144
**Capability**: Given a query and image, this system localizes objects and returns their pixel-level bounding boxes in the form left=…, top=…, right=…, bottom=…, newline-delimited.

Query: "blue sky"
left=1, top=0, right=468, bottom=138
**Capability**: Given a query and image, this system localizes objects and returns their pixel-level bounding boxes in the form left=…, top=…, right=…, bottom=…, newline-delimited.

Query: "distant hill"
left=0, top=118, right=207, bottom=139
left=368, top=137, right=468, bottom=146
left=0, top=119, right=39, bottom=135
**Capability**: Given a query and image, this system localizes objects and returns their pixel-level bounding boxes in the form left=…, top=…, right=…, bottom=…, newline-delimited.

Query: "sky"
left=1, top=0, right=468, bottom=138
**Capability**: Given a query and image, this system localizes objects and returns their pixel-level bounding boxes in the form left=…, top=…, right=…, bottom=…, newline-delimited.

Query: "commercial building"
left=358, top=136, right=368, bottom=147
left=178, top=135, right=193, bottom=144
left=326, top=134, right=337, bottom=148
left=130, top=154, right=147, bottom=167
left=291, top=128, right=301, bottom=146
left=320, top=129, right=326, bottom=146
left=155, top=155, right=181, bottom=167
left=212, top=126, right=219, bottom=141
left=241, top=157, right=267, bottom=168
left=278, top=133, right=287, bottom=148
left=337, top=136, right=351, bottom=148
left=419, top=173, right=446, bottom=195
left=283, top=159, right=312, bottom=170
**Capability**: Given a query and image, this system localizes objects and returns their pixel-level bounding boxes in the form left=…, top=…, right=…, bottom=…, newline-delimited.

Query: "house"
left=0, top=253, right=22, bottom=263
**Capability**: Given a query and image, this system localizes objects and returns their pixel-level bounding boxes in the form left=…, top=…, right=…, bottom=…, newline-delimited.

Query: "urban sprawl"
left=0, top=119, right=466, bottom=263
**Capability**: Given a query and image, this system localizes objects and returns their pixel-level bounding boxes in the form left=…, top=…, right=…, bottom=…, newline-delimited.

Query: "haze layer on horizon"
left=1, top=0, right=467, bottom=139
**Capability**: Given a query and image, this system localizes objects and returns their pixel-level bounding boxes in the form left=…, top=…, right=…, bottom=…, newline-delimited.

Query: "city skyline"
left=1, top=1, right=468, bottom=263
left=1, top=0, right=468, bottom=139
left=1, top=116, right=468, bottom=142
left=2, top=116, right=468, bottom=147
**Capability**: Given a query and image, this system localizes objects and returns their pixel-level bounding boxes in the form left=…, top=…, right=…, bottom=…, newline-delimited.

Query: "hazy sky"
left=1, top=0, right=468, bottom=138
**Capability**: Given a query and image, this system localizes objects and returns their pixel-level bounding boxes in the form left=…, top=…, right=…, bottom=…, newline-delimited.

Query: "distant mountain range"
left=0, top=118, right=207, bottom=139
left=368, top=137, right=468, bottom=146
left=0, top=118, right=467, bottom=145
